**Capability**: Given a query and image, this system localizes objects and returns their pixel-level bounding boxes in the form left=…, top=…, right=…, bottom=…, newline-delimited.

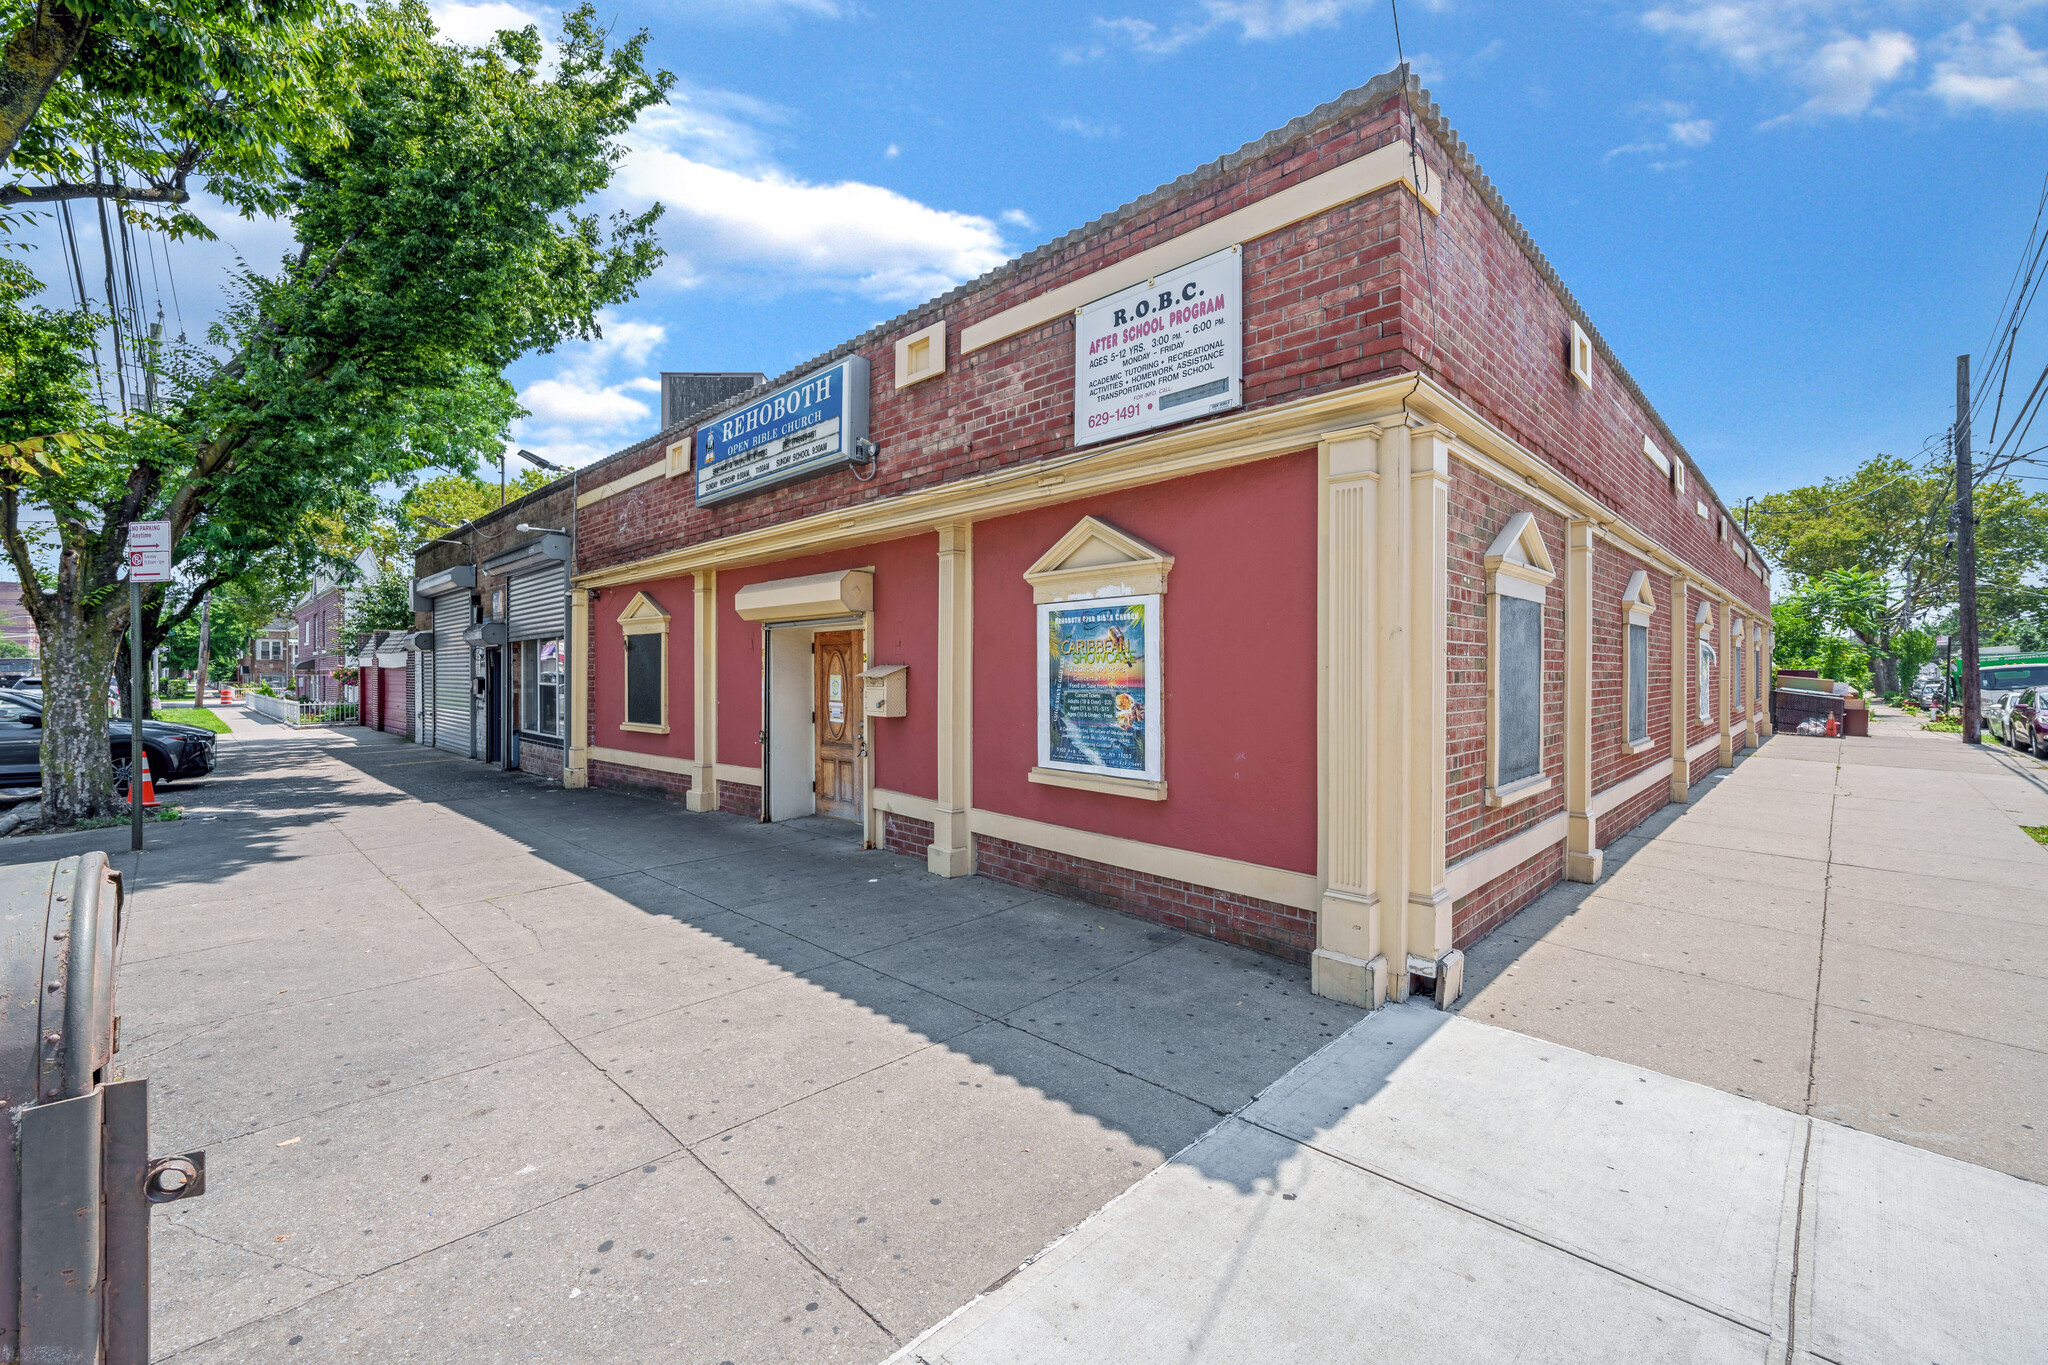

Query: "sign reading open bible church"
left=1074, top=245, right=1241, bottom=446
left=695, top=357, right=870, bottom=506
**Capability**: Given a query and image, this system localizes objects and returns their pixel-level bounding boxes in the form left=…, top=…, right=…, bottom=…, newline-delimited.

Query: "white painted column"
left=1565, top=518, right=1602, bottom=882
left=1718, top=598, right=1734, bottom=768
left=1312, top=429, right=1386, bottom=1009
left=1758, top=625, right=1774, bottom=736
left=685, top=571, right=719, bottom=812
left=928, top=523, right=975, bottom=877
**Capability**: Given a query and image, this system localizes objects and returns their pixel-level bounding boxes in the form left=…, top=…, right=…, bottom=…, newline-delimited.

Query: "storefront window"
left=518, top=638, right=565, bottom=738
left=1037, top=596, right=1162, bottom=782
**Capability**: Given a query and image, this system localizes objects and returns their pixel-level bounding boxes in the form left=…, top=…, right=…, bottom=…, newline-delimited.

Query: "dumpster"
left=1, top=853, right=203, bottom=1363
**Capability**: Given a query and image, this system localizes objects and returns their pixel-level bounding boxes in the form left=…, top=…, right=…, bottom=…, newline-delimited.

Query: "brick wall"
left=882, top=811, right=934, bottom=860
left=520, top=737, right=564, bottom=782
left=973, top=833, right=1315, bottom=962
left=1452, top=839, right=1564, bottom=947
left=1590, top=542, right=1672, bottom=797
left=1597, top=775, right=1670, bottom=850
left=590, top=757, right=691, bottom=804
left=1447, top=462, right=1567, bottom=865
left=719, top=780, right=762, bottom=819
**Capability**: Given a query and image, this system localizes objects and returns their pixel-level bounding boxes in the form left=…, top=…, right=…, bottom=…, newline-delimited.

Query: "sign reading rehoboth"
left=127, top=521, right=172, bottom=583
left=695, top=356, right=870, bottom=506
left=1074, top=245, right=1242, bottom=447
left=1037, top=595, right=1163, bottom=781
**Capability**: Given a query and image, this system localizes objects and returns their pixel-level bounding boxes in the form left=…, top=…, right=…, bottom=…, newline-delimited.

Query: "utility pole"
left=196, top=594, right=212, bottom=709
left=1957, top=355, right=1981, bottom=745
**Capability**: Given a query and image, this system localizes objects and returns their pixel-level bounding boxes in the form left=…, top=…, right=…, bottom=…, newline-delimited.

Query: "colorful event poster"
left=1040, top=598, right=1159, bottom=778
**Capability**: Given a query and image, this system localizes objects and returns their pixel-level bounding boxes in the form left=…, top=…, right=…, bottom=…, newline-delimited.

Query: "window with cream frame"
left=1622, top=570, right=1657, bottom=750
left=1696, top=602, right=1716, bottom=725
left=1484, top=511, right=1556, bottom=807
left=617, top=591, right=671, bottom=734
left=1023, top=516, right=1173, bottom=800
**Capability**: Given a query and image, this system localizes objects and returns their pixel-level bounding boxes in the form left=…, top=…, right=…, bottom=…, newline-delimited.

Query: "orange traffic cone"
left=134, top=748, right=161, bottom=810
left=221, top=686, right=233, bottom=704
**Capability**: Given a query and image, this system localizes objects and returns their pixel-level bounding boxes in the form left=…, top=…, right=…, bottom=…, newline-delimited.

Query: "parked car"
left=1987, top=692, right=2016, bottom=743
left=2006, top=688, right=2045, bottom=759
left=0, top=689, right=217, bottom=792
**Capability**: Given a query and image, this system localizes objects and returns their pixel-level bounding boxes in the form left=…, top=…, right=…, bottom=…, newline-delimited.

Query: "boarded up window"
left=1498, top=595, right=1542, bottom=785
left=625, top=633, right=662, bottom=727
left=1628, top=623, right=1649, bottom=743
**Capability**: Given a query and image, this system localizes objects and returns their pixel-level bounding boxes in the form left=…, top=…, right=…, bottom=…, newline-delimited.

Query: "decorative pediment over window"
left=1483, top=511, right=1556, bottom=603
left=618, top=591, right=670, bottom=635
left=1023, top=516, right=1174, bottom=604
left=1622, top=570, right=1656, bottom=626
left=1695, top=600, right=1714, bottom=636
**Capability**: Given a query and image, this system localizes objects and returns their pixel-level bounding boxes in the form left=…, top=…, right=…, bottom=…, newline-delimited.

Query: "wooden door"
left=814, top=630, right=861, bottom=820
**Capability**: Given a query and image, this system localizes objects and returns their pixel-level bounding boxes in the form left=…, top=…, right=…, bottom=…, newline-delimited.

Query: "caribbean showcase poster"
left=1041, top=598, right=1158, bottom=778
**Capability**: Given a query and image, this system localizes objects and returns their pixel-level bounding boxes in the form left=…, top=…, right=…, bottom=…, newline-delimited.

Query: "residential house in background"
left=238, top=620, right=292, bottom=691
left=0, top=582, right=41, bottom=659
left=291, top=550, right=379, bottom=703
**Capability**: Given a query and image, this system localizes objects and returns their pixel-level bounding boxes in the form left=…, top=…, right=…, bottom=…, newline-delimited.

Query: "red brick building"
left=560, top=71, right=1773, bottom=1010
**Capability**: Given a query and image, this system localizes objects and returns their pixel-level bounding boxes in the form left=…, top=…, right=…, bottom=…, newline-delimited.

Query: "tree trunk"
left=39, top=603, right=121, bottom=822
left=1872, top=655, right=1900, bottom=699
left=0, top=7, right=91, bottom=171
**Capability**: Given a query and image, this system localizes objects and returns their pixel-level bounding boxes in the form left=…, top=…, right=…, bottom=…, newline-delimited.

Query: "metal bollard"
left=1, top=853, right=203, bottom=1363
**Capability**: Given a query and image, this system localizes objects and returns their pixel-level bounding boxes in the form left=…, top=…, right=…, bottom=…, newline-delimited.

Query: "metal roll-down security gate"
left=2, top=853, right=204, bottom=1362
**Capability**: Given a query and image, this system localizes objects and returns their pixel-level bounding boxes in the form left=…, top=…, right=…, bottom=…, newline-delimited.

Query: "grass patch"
left=1922, top=717, right=1963, bottom=732
left=153, top=707, right=229, bottom=733
left=2025, top=826, right=2048, bottom=847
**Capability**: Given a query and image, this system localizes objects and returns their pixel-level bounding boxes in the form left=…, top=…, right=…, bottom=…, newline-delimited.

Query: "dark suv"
left=2006, top=688, right=2046, bottom=760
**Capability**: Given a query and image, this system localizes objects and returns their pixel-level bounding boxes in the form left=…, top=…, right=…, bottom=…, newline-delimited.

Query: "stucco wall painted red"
left=592, top=574, right=694, bottom=759
left=714, top=534, right=940, bottom=800
left=971, top=454, right=1318, bottom=874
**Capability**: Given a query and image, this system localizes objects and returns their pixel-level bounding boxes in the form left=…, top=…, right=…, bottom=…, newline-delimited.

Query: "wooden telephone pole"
left=1957, top=355, right=1981, bottom=745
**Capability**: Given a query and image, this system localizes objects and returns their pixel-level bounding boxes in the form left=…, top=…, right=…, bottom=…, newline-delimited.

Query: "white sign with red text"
left=128, top=520, right=172, bottom=583
left=1075, top=245, right=1242, bottom=446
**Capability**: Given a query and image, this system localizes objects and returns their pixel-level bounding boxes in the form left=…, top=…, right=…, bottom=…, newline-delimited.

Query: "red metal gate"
left=379, top=666, right=408, bottom=735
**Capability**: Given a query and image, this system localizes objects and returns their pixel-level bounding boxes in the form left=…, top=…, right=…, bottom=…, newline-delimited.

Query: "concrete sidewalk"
left=3, top=714, right=1361, bottom=1362
left=900, top=1003, right=2048, bottom=1365
left=1460, top=707, right=2048, bottom=1182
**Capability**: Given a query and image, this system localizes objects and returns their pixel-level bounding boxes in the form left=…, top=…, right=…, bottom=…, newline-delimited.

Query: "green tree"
left=0, top=3, right=668, bottom=821
left=400, top=468, right=553, bottom=541
left=0, top=637, right=28, bottom=658
left=1751, top=455, right=2048, bottom=695
left=343, top=570, right=413, bottom=638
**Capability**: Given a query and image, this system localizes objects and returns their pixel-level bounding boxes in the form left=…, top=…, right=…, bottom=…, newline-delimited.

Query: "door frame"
left=758, top=611, right=872, bottom=839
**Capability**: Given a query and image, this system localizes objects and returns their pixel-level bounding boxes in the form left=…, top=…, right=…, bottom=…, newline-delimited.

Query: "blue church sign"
left=695, top=356, right=870, bottom=506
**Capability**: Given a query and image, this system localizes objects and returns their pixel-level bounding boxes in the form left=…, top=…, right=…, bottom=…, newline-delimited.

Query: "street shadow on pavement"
left=11, top=720, right=1380, bottom=1358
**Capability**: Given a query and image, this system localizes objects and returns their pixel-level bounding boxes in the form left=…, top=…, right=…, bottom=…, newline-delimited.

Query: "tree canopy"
left=0, top=1, right=670, bottom=820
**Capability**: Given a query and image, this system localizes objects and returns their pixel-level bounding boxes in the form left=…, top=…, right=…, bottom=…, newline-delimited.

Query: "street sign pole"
left=125, top=520, right=173, bottom=853
left=130, top=578, right=143, bottom=851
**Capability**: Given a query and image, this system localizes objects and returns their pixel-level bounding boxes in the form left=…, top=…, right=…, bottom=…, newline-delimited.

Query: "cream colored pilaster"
left=1312, top=428, right=1386, bottom=1009
left=1758, top=627, right=1774, bottom=735
left=1406, top=427, right=1455, bottom=958
left=684, top=571, right=719, bottom=811
left=1718, top=599, right=1734, bottom=768
left=1564, top=519, right=1602, bottom=883
left=564, top=588, right=590, bottom=788
left=1669, top=578, right=1690, bottom=803
left=1375, top=419, right=1416, bottom=1001
left=928, top=523, right=975, bottom=877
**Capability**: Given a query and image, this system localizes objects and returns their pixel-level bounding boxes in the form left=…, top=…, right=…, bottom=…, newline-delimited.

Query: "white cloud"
left=1606, top=102, right=1715, bottom=165
left=1641, top=2, right=1924, bottom=117
left=615, top=95, right=1016, bottom=303
left=508, top=315, right=672, bottom=467
left=1798, top=30, right=1917, bottom=114
left=519, top=377, right=653, bottom=428
left=1932, top=23, right=2048, bottom=111
left=885, top=143, right=901, bottom=158
left=1051, top=114, right=1121, bottom=138
left=1081, top=0, right=1371, bottom=58
left=427, top=0, right=551, bottom=47
left=1001, top=208, right=1038, bottom=230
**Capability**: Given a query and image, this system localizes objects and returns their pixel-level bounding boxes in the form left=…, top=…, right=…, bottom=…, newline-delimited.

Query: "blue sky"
left=38, top=0, right=2048, bottom=507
